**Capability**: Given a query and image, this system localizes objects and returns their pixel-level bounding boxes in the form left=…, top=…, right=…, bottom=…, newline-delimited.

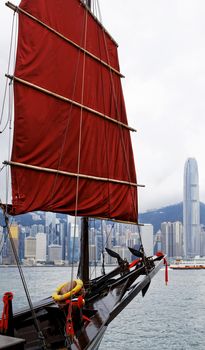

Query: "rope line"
left=101, top=220, right=105, bottom=275
left=48, top=12, right=88, bottom=204
left=0, top=11, right=16, bottom=132
left=102, top=29, right=138, bottom=222
left=70, top=7, right=89, bottom=307
left=1, top=208, right=47, bottom=349
left=1, top=9, right=47, bottom=348
left=96, top=6, right=111, bottom=217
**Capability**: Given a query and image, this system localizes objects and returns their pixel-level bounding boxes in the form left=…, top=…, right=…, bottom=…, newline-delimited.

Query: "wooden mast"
left=86, top=0, right=91, bottom=8
left=78, top=0, right=91, bottom=285
left=79, top=217, right=89, bottom=284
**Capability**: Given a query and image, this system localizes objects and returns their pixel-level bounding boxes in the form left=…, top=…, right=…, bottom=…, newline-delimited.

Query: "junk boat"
left=0, top=0, right=166, bottom=349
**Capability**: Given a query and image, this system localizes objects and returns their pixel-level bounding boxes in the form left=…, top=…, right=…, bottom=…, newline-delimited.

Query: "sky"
left=0, top=0, right=205, bottom=213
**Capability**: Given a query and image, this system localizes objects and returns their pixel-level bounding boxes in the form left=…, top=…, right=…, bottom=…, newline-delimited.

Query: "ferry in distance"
left=170, top=257, right=205, bottom=270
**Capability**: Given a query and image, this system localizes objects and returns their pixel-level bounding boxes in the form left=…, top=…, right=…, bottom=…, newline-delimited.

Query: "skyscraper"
left=183, top=158, right=200, bottom=257
left=45, top=212, right=56, bottom=245
left=36, top=232, right=46, bottom=262
left=160, top=221, right=183, bottom=258
left=2, top=223, right=19, bottom=265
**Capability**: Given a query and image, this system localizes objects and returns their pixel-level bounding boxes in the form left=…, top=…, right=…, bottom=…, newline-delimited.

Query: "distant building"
left=19, top=228, right=25, bottom=262
left=125, top=231, right=139, bottom=249
left=36, top=232, right=46, bottom=261
left=0, top=228, right=3, bottom=264
left=95, top=231, right=104, bottom=261
left=45, top=212, right=56, bottom=245
left=25, top=236, right=36, bottom=259
left=140, top=224, right=154, bottom=256
left=31, top=212, right=41, bottom=221
left=172, top=221, right=183, bottom=257
left=154, top=230, right=162, bottom=254
left=200, top=225, right=205, bottom=257
left=161, top=221, right=183, bottom=258
left=2, top=223, right=19, bottom=265
left=48, top=244, right=62, bottom=262
left=30, top=224, right=38, bottom=237
left=89, top=244, right=97, bottom=263
left=38, top=224, right=44, bottom=233
left=183, top=158, right=200, bottom=257
left=69, top=221, right=79, bottom=262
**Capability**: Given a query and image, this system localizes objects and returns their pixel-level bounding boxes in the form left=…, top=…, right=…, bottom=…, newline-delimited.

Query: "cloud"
left=100, top=0, right=205, bottom=211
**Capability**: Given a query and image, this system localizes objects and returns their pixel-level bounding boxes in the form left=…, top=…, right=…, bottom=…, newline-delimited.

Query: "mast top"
left=86, top=0, right=91, bottom=9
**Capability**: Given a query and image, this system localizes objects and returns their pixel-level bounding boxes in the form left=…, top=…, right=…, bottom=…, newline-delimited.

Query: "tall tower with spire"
left=183, top=158, right=200, bottom=257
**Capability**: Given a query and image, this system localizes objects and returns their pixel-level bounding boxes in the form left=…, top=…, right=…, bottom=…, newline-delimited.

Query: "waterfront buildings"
left=0, top=214, right=156, bottom=265
left=160, top=221, right=184, bottom=258
left=183, top=158, right=200, bottom=257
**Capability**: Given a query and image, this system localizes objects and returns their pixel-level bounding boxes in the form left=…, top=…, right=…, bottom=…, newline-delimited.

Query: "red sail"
left=10, top=0, right=138, bottom=222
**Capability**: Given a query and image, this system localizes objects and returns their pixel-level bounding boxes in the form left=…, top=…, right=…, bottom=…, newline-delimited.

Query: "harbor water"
left=0, top=266, right=205, bottom=350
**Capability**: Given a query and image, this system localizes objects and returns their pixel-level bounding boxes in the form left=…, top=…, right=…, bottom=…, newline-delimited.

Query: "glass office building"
left=183, top=158, right=200, bottom=257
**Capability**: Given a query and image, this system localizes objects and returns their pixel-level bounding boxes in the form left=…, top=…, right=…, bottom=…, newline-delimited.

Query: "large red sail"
left=10, top=0, right=138, bottom=222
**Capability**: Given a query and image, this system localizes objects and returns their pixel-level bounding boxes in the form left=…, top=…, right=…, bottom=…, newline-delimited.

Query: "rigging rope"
left=101, top=220, right=105, bottom=275
left=65, top=10, right=89, bottom=339
left=96, top=0, right=103, bottom=23
left=101, top=22, right=139, bottom=223
left=70, top=6, right=88, bottom=290
left=0, top=11, right=16, bottom=132
left=136, top=224, right=148, bottom=272
left=104, top=222, right=115, bottom=248
left=4, top=73, right=14, bottom=211
left=1, top=209, right=47, bottom=349
left=0, top=164, right=6, bottom=173
left=89, top=219, right=97, bottom=279
left=43, top=5, right=90, bottom=312
left=0, top=209, right=13, bottom=257
left=48, top=19, right=86, bottom=203
left=1, top=9, right=47, bottom=348
left=100, top=16, right=145, bottom=253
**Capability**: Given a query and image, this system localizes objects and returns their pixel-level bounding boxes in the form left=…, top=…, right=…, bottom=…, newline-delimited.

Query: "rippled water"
left=0, top=266, right=205, bottom=350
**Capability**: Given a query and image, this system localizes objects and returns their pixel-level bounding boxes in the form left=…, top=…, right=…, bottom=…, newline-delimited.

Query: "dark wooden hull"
left=3, top=258, right=164, bottom=350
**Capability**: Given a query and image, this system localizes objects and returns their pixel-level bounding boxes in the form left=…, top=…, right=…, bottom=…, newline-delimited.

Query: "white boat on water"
left=170, top=257, right=205, bottom=270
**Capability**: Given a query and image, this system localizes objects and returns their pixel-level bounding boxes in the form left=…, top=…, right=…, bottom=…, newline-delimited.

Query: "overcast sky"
left=1, top=1, right=205, bottom=213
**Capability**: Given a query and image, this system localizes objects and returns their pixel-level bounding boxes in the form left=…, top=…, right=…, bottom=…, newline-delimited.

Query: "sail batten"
left=5, top=161, right=144, bottom=187
left=6, top=1, right=123, bottom=78
left=7, top=75, right=136, bottom=132
left=9, top=0, right=138, bottom=223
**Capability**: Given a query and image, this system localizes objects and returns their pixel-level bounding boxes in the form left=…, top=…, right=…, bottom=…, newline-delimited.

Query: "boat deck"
left=0, top=335, right=25, bottom=350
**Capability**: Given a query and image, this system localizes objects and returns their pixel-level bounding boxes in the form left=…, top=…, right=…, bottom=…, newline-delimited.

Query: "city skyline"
left=1, top=199, right=205, bottom=264
left=0, top=215, right=153, bottom=265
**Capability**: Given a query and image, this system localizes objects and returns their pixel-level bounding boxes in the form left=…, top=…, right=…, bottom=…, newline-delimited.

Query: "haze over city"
left=1, top=1, right=205, bottom=212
